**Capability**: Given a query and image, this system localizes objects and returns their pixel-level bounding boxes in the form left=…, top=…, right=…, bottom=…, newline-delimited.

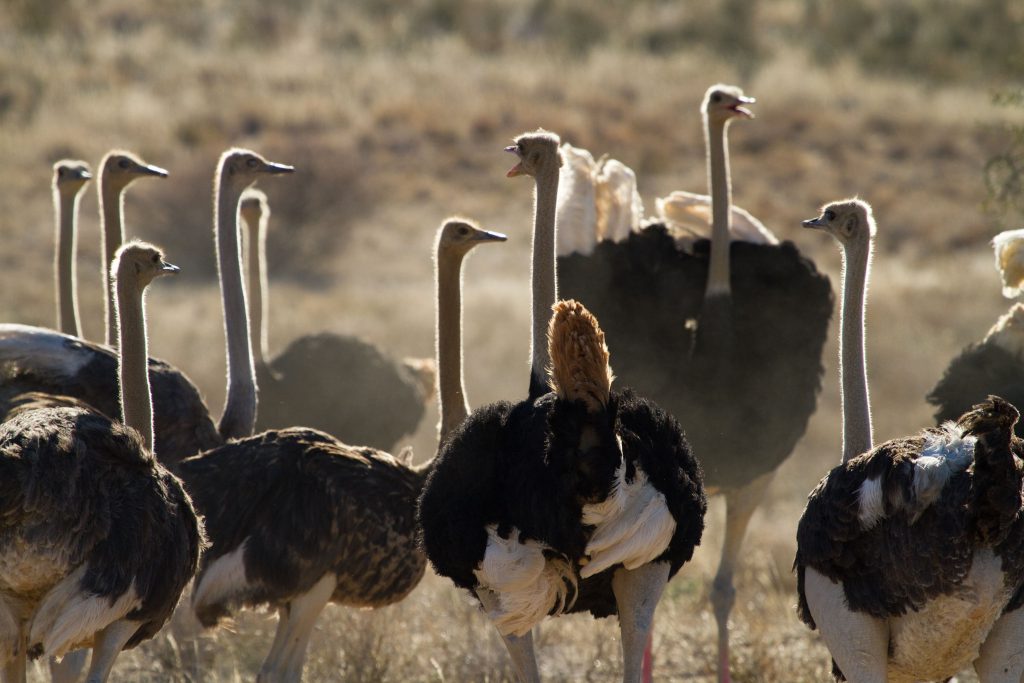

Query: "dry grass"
left=2, top=1, right=1021, bottom=680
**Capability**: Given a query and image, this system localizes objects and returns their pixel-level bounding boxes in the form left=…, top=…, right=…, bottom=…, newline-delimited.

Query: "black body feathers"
left=558, top=226, right=833, bottom=489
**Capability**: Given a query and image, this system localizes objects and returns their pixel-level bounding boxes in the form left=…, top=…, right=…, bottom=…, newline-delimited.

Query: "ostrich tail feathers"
left=547, top=299, right=612, bottom=412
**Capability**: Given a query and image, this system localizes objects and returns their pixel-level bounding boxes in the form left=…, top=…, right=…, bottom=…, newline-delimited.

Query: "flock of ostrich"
left=0, top=81, right=1023, bottom=683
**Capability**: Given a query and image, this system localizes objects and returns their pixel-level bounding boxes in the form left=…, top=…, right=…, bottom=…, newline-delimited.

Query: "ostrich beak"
left=264, top=162, right=295, bottom=175
left=140, top=163, right=169, bottom=178
left=802, top=217, right=826, bottom=229
left=505, top=145, right=524, bottom=177
left=476, top=230, right=508, bottom=242
left=160, top=261, right=181, bottom=275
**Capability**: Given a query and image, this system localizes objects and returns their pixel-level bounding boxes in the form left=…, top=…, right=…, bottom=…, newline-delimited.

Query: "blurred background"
left=1, top=0, right=1023, bottom=680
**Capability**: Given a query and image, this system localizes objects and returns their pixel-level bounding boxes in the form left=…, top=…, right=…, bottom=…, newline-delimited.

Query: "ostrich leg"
left=476, top=589, right=540, bottom=683
left=803, top=567, right=887, bottom=682
left=711, top=470, right=774, bottom=683
left=257, top=574, right=336, bottom=683
left=49, top=649, right=88, bottom=683
left=613, top=562, right=670, bottom=683
left=974, top=606, right=1024, bottom=683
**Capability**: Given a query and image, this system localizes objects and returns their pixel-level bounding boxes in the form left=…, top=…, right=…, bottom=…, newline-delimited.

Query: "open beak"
left=733, top=95, right=755, bottom=119
left=476, top=230, right=508, bottom=242
left=160, top=261, right=181, bottom=274
left=505, top=145, right=523, bottom=177
left=79, top=170, right=93, bottom=181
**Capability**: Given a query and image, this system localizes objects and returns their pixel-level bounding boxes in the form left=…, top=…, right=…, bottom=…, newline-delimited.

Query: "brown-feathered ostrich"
left=0, top=241, right=202, bottom=683
left=0, top=149, right=295, bottom=466
left=96, top=151, right=168, bottom=347
left=557, top=85, right=833, bottom=682
left=51, top=160, right=92, bottom=337
left=418, top=132, right=707, bottom=683
left=237, top=188, right=435, bottom=451
left=178, top=217, right=504, bottom=682
left=928, top=229, right=1024, bottom=436
left=795, top=199, right=1024, bottom=682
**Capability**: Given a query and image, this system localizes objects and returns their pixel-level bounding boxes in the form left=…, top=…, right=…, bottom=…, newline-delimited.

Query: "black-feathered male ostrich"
left=795, top=199, right=1024, bottom=682
left=418, top=131, right=706, bottom=683
left=238, top=189, right=434, bottom=452
left=928, top=228, right=1024, bottom=436
left=178, top=218, right=504, bottom=683
left=0, top=242, right=202, bottom=683
left=0, top=149, right=295, bottom=466
left=557, top=85, right=832, bottom=682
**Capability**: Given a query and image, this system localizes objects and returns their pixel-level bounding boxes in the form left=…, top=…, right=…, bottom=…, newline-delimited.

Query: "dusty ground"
left=1, top=1, right=1022, bottom=680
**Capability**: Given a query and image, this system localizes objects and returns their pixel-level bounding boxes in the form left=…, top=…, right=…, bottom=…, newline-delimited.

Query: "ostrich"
left=96, top=150, right=168, bottom=347
left=418, top=131, right=706, bottom=683
left=928, top=229, right=1024, bottom=435
left=237, top=188, right=435, bottom=451
left=795, top=199, right=1024, bottom=682
left=557, top=85, right=833, bottom=682
left=0, top=241, right=202, bottom=683
left=178, top=217, right=505, bottom=683
left=0, top=149, right=295, bottom=464
left=51, top=160, right=92, bottom=337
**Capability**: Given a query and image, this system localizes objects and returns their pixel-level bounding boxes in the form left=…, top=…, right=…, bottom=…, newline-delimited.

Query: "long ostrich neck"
left=529, top=162, right=560, bottom=397
left=55, top=187, right=83, bottom=337
left=436, top=247, right=469, bottom=442
left=839, top=241, right=873, bottom=463
left=705, top=116, right=732, bottom=298
left=100, top=182, right=125, bottom=346
left=245, top=212, right=270, bottom=369
left=216, top=177, right=257, bottom=440
left=116, top=275, right=154, bottom=451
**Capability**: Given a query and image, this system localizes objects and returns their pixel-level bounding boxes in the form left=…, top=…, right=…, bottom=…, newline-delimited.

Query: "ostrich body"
left=179, top=218, right=504, bottom=683
left=51, top=160, right=92, bottom=337
left=0, top=242, right=201, bottom=683
left=928, top=230, right=1024, bottom=435
left=239, top=189, right=434, bottom=452
left=795, top=200, right=1024, bottom=682
left=418, top=132, right=706, bottom=683
left=96, top=151, right=168, bottom=347
left=556, top=86, right=832, bottom=682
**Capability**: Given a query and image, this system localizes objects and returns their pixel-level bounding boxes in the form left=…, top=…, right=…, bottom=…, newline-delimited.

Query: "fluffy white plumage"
left=473, top=525, right=577, bottom=637
left=654, top=191, right=778, bottom=251
left=992, top=228, right=1024, bottom=298
left=982, top=302, right=1024, bottom=357
left=580, top=460, right=675, bottom=578
left=191, top=541, right=249, bottom=616
left=554, top=143, right=644, bottom=256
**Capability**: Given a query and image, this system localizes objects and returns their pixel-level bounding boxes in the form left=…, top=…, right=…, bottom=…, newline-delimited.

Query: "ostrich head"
left=53, top=159, right=92, bottom=194
left=505, top=129, right=562, bottom=178
left=957, top=395, right=1020, bottom=440
left=239, top=187, right=269, bottom=228
left=218, top=148, right=294, bottom=190
left=436, top=218, right=508, bottom=257
left=703, top=84, right=755, bottom=124
left=100, top=150, right=169, bottom=192
left=802, top=198, right=877, bottom=250
left=112, top=240, right=180, bottom=291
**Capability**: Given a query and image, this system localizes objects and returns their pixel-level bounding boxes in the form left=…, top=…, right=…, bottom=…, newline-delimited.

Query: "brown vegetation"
left=0, top=0, right=1019, bottom=680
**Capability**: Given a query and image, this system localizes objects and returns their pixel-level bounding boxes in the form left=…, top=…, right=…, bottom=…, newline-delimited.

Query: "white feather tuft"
left=857, top=476, right=886, bottom=528
left=555, top=143, right=599, bottom=257
left=580, top=459, right=675, bottom=578
left=654, top=191, right=778, bottom=252
left=992, top=228, right=1024, bottom=298
left=191, top=541, right=250, bottom=617
left=473, top=525, right=576, bottom=637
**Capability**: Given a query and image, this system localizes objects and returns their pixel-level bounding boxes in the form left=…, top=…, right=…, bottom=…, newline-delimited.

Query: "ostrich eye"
left=57, top=168, right=66, bottom=177
left=824, top=210, right=836, bottom=221
left=457, top=226, right=469, bottom=236
left=247, top=158, right=259, bottom=168
left=118, top=159, right=131, bottom=169
left=151, top=253, right=160, bottom=263
left=711, top=93, right=722, bottom=103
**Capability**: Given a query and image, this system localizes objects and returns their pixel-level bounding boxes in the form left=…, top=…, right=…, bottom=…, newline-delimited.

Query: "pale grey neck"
left=436, top=249, right=469, bottom=442
left=706, top=117, right=732, bottom=298
left=245, top=212, right=270, bottom=369
left=54, top=188, right=83, bottom=337
left=99, top=182, right=125, bottom=347
left=530, top=163, right=560, bottom=387
left=839, top=242, right=873, bottom=463
left=216, top=179, right=257, bottom=440
left=116, top=279, right=154, bottom=451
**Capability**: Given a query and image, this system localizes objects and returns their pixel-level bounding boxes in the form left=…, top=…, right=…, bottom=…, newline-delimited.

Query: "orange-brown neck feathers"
left=547, top=299, right=613, bottom=412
